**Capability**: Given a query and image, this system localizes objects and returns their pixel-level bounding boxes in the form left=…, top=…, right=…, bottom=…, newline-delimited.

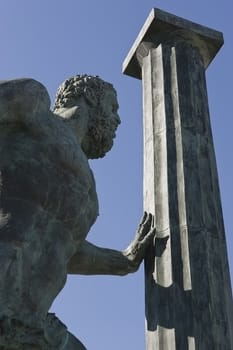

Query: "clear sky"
left=0, top=1, right=232, bottom=349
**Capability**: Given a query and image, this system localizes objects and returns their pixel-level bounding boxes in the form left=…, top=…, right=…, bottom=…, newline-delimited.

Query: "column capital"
left=122, top=8, right=223, bottom=80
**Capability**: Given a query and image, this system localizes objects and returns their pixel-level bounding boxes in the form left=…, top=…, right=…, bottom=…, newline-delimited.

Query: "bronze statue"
left=0, top=76, right=155, bottom=349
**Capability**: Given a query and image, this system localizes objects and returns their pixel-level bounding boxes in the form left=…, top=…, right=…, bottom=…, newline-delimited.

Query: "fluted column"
left=123, top=8, right=233, bottom=350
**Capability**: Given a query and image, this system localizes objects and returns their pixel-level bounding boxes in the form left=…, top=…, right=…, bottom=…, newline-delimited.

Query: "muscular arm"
left=68, top=212, right=157, bottom=276
left=67, top=240, right=131, bottom=276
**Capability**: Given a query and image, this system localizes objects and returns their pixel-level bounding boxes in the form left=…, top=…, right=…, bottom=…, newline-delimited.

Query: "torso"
left=0, top=124, right=99, bottom=244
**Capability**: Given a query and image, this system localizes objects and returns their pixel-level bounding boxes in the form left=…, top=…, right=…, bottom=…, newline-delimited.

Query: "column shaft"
left=143, top=42, right=233, bottom=349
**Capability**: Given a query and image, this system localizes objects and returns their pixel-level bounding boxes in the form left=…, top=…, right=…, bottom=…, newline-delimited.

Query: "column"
left=123, top=8, right=233, bottom=349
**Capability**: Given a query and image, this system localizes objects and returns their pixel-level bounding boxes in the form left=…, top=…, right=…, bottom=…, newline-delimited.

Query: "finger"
left=140, top=228, right=156, bottom=248
left=140, top=226, right=156, bottom=243
left=141, top=212, right=153, bottom=234
left=137, top=213, right=153, bottom=240
left=140, top=212, right=148, bottom=225
left=137, top=212, right=148, bottom=232
left=151, top=215, right=155, bottom=229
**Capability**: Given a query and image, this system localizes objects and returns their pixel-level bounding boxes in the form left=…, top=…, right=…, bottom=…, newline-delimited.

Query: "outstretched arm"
left=67, top=212, right=156, bottom=276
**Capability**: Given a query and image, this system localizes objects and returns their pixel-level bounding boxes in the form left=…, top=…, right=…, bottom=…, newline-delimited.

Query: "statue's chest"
left=0, top=134, right=99, bottom=239
left=0, top=129, right=100, bottom=242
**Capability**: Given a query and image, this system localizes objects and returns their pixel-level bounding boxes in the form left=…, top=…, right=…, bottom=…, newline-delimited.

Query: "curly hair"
left=53, top=74, right=114, bottom=111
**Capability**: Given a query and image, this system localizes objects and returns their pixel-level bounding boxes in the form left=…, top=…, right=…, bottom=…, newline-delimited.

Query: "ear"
left=84, top=87, right=98, bottom=107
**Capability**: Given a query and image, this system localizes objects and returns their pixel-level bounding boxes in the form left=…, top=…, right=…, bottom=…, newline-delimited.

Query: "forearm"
left=68, top=213, right=157, bottom=276
left=67, top=240, right=131, bottom=276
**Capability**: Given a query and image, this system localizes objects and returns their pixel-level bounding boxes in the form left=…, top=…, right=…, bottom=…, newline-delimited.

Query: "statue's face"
left=83, top=88, right=121, bottom=159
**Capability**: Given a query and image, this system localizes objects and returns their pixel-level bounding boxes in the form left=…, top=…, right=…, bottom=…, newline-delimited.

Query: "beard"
left=82, top=115, right=117, bottom=159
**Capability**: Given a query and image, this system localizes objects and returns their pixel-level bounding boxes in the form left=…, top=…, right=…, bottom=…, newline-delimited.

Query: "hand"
left=123, top=212, right=156, bottom=273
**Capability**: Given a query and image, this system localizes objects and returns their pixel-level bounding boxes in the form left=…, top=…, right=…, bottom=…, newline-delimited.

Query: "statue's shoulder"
left=0, top=78, right=51, bottom=124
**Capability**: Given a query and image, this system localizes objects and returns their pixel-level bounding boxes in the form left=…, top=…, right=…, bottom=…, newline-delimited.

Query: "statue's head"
left=53, top=75, right=121, bottom=159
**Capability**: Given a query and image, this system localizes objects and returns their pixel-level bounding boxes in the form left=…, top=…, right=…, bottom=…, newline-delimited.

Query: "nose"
left=114, top=113, right=121, bottom=126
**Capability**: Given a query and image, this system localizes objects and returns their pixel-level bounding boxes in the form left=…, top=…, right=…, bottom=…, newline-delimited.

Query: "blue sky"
left=0, top=1, right=232, bottom=349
